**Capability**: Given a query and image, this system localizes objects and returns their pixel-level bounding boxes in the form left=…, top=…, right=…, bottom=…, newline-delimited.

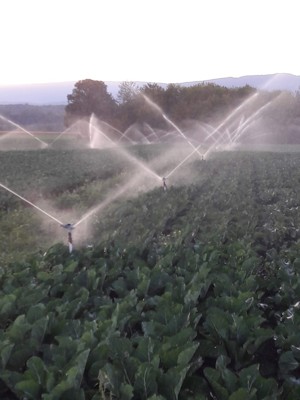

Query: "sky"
left=1, top=0, right=300, bottom=86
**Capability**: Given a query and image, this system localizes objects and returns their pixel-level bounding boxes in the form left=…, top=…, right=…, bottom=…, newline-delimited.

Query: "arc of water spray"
left=89, top=115, right=162, bottom=181
left=225, top=128, right=232, bottom=143
left=108, top=138, right=161, bottom=180
left=202, top=92, right=259, bottom=144
left=74, top=171, right=154, bottom=228
left=49, top=125, right=75, bottom=146
left=101, top=119, right=137, bottom=144
left=73, top=142, right=175, bottom=229
left=73, top=184, right=129, bottom=228
left=96, top=119, right=125, bottom=139
left=230, top=99, right=276, bottom=145
left=162, top=114, right=203, bottom=156
left=164, top=125, right=234, bottom=180
left=101, top=135, right=162, bottom=181
left=118, top=149, right=162, bottom=181
left=197, top=92, right=266, bottom=154
left=89, top=116, right=134, bottom=145
left=117, top=124, right=148, bottom=144
left=165, top=93, right=278, bottom=178
left=144, top=123, right=159, bottom=140
left=89, top=115, right=117, bottom=148
left=116, top=130, right=135, bottom=144
left=0, top=182, right=63, bottom=225
left=165, top=147, right=200, bottom=179
left=225, top=94, right=282, bottom=147
left=203, top=94, right=282, bottom=158
left=0, top=115, right=48, bottom=147
left=229, top=113, right=259, bottom=143
left=200, top=123, right=219, bottom=144
left=143, top=95, right=203, bottom=157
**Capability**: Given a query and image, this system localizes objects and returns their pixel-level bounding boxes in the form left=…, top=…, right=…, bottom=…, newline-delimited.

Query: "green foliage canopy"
left=64, top=79, right=117, bottom=127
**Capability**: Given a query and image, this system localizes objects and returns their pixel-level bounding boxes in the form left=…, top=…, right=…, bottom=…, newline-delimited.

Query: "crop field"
left=1, top=143, right=300, bottom=399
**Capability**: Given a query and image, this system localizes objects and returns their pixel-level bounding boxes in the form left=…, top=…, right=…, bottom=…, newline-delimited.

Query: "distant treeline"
left=2, top=80, right=300, bottom=143
left=65, top=80, right=300, bottom=144
left=65, top=80, right=257, bottom=131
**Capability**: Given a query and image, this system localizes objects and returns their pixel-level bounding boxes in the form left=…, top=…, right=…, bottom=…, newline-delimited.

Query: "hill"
left=183, top=73, right=300, bottom=93
left=1, top=73, right=300, bottom=105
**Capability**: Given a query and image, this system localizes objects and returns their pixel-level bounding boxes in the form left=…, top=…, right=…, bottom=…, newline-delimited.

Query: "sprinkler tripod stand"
left=61, top=223, right=75, bottom=253
left=162, top=177, right=167, bottom=191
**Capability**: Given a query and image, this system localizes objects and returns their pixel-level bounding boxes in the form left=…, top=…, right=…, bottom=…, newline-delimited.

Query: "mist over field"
left=1, top=76, right=300, bottom=398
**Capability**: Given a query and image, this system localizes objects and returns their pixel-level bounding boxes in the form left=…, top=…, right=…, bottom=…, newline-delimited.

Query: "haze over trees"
left=1, top=78, right=300, bottom=143
left=64, top=79, right=258, bottom=131
left=63, top=79, right=300, bottom=144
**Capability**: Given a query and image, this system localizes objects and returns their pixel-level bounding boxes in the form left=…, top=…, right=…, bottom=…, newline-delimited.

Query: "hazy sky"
left=1, top=0, right=299, bottom=85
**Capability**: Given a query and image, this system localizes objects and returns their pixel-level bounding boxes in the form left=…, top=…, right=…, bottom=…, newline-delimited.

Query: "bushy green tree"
left=64, top=79, right=117, bottom=127
left=116, top=81, right=141, bottom=129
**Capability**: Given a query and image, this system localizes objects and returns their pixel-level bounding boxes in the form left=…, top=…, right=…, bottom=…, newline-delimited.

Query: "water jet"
left=0, top=115, right=48, bottom=148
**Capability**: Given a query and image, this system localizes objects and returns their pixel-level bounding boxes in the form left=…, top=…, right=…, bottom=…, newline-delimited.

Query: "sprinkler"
left=60, top=223, right=75, bottom=253
left=162, top=177, right=167, bottom=191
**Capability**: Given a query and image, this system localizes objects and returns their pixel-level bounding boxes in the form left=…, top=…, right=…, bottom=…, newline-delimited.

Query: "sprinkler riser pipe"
left=60, top=224, right=75, bottom=253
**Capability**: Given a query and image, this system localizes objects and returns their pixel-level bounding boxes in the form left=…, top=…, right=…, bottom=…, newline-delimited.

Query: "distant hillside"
left=0, top=82, right=75, bottom=105
left=1, top=74, right=300, bottom=105
left=182, top=73, right=300, bottom=93
left=0, top=104, right=65, bottom=132
left=0, top=81, right=121, bottom=106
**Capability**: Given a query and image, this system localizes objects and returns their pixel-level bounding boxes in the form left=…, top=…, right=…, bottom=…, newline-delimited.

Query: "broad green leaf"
left=36, top=271, right=51, bottom=281
left=134, top=337, right=154, bottom=363
left=26, top=303, right=46, bottom=323
left=65, top=260, right=78, bottom=273
left=43, top=380, right=72, bottom=400
left=27, top=356, right=48, bottom=385
left=0, top=293, right=16, bottom=316
left=229, top=387, right=255, bottom=400
left=43, top=350, right=90, bottom=399
left=108, top=336, right=133, bottom=360
left=102, top=363, right=123, bottom=397
left=66, top=349, right=90, bottom=388
left=279, top=351, right=299, bottom=372
left=177, top=343, right=199, bottom=367
left=120, top=383, right=134, bottom=400
left=15, top=379, right=40, bottom=399
left=7, top=345, right=34, bottom=370
left=204, top=308, right=231, bottom=339
left=134, top=363, right=158, bottom=399
left=0, top=342, right=14, bottom=368
left=204, top=367, right=229, bottom=400
left=238, top=364, right=259, bottom=389
left=8, top=314, right=31, bottom=342
left=159, top=365, right=189, bottom=400
left=31, top=316, right=49, bottom=343
left=216, top=355, right=231, bottom=371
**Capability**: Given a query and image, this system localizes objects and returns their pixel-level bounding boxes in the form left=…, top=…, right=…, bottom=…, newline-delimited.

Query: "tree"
left=64, top=79, right=117, bottom=127
left=116, top=82, right=141, bottom=130
left=117, top=81, right=139, bottom=105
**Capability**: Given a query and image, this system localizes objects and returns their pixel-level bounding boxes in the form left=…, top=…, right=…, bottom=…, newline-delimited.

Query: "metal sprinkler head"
left=60, top=223, right=75, bottom=253
left=162, top=177, right=167, bottom=191
left=61, top=223, right=75, bottom=231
